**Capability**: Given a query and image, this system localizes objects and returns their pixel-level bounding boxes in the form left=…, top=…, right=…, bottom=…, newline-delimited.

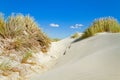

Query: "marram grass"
left=0, top=13, right=51, bottom=63
left=81, top=17, right=120, bottom=39
left=71, top=32, right=80, bottom=38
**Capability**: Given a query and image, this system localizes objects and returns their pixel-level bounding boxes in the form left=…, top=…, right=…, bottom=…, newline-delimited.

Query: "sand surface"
left=30, top=33, right=120, bottom=80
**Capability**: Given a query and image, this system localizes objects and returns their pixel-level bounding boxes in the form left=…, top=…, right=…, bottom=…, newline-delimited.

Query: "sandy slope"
left=31, top=33, right=120, bottom=80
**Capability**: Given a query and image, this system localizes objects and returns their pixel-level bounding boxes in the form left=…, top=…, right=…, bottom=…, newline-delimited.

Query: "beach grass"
left=81, top=17, right=120, bottom=39
left=71, top=33, right=80, bottom=38
left=0, top=13, right=51, bottom=54
left=0, top=61, right=12, bottom=71
left=51, top=38, right=61, bottom=42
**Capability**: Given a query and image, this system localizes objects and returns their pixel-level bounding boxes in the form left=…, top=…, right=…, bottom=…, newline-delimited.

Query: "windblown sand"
left=30, top=33, right=120, bottom=80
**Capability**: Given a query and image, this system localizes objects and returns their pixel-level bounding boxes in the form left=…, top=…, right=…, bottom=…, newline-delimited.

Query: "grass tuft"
left=71, top=33, right=80, bottom=38
left=81, top=17, right=120, bottom=39
left=0, top=13, right=51, bottom=54
left=0, top=61, right=12, bottom=71
left=51, top=38, right=61, bottom=42
left=21, top=51, right=32, bottom=63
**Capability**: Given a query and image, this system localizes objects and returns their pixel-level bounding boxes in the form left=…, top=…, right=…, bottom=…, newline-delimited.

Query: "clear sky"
left=0, top=0, right=120, bottom=38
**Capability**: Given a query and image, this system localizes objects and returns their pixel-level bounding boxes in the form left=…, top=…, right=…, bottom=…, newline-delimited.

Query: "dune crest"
left=31, top=33, right=120, bottom=80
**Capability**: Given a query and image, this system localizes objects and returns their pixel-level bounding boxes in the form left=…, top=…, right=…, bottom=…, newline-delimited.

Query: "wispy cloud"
left=70, top=24, right=84, bottom=29
left=50, top=23, right=59, bottom=27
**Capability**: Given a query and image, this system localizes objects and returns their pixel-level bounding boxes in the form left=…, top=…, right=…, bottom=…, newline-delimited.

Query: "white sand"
left=30, top=33, right=120, bottom=80
left=35, top=37, right=74, bottom=69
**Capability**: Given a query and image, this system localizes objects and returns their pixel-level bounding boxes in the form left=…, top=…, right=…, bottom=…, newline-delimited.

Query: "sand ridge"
left=30, top=33, right=120, bottom=80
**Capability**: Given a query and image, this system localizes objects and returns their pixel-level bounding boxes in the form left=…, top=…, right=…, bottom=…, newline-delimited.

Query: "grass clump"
left=21, top=51, right=32, bottom=63
left=0, top=14, right=9, bottom=38
left=0, top=13, right=51, bottom=54
left=51, top=38, right=61, bottom=42
left=0, top=61, right=12, bottom=71
left=81, top=17, right=120, bottom=39
left=71, top=33, right=80, bottom=38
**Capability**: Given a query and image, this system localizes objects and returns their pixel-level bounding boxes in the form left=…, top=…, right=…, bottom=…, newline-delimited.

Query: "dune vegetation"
left=51, top=38, right=61, bottom=42
left=0, top=13, right=51, bottom=79
left=0, top=13, right=51, bottom=53
left=71, top=32, right=81, bottom=38
left=0, top=14, right=120, bottom=80
left=81, top=17, right=120, bottom=39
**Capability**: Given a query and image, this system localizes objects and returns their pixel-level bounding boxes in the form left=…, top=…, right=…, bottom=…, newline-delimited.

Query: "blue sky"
left=0, top=0, right=120, bottom=38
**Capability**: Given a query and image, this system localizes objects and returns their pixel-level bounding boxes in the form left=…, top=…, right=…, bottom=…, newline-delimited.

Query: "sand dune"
left=31, top=33, right=120, bottom=80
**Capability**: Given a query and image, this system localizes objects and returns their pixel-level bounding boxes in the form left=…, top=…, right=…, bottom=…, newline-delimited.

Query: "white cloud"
left=70, top=24, right=84, bottom=29
left=50, top=23, right=59, bottom=27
